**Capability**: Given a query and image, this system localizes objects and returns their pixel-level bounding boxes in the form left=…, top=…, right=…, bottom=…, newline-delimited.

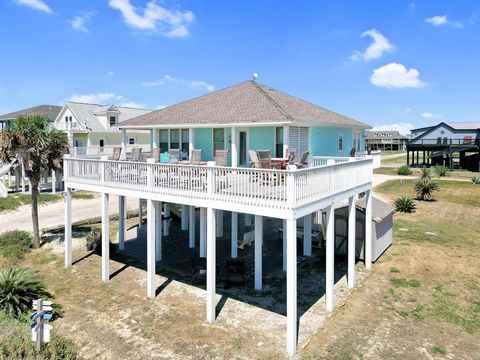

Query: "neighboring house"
left=365, top=130, right=407, bottom=151
left=407, top=122, right=480, bottom=170
left=117, top=80, right=370, bottom=163
left=53, top=102, right=152, bottom=154
left=0, top=104, right=62, bottom=130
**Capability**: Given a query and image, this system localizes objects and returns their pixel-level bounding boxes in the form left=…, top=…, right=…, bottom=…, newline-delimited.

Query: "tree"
left=0, top=114, right=67, bottom=247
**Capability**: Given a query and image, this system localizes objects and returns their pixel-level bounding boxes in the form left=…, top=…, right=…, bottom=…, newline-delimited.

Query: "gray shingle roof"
left=119, top=81, right=370, bottom=129
left=66, top=102, right=151, bottom=132
left=0, top=105, right=62, bottom=122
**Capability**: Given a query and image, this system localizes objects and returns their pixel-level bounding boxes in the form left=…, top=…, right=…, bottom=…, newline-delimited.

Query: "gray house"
left=407, top=122, right=480, bottom=171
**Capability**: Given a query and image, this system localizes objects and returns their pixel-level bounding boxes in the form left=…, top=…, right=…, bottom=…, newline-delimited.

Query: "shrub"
left=86, top=230, right=101, bottom=252
left=397, top=165, right=412, bottom=175
left=0, top=268, right=52, bottom=318
left=472, top=176, right=480, bottom=185
left=420, top=168, right=431, bottom=180
left=434, top=165, right=448, bottom=177
left=0, top=231, right=33, bottom=260
left=0, top=310, right=78, bottom=359
left=414, top=178, right=439, bottom=201
left=394, top=196, right=416, bottom=213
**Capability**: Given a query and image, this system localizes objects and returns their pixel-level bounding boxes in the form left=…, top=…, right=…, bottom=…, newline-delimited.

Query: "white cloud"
left=371, top=63, right=426, bottom=89
left=141, top=79, right=166, bottom=87
left=106, top=71, right=115, bottom=78
left=118, top=101, right=147, bottom=108
left=68, top=92, right=122, bottom=104
left=190, top=80, right=215, bottom=92
left=421, top=112, right=441, bottom=119
left=108, top=0, right=194, bottom=38
left=144, top=74, right=215, bottom=92
left=404, top=107, right=412, bottom=112
left=425, top=15, right=448, bottom=26
left=15, top=0, right=51, bottom=13
left=372, top=122, right=415, bottom=136
left=350, top=29, right=394, bottom=62
left=68, top=12, right=95, bottom=32
left=156, top=105, right=167, bottom=109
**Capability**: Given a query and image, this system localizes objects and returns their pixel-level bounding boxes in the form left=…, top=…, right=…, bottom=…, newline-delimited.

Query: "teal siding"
left=310, top=127, right=354, bottom=156
left=194, top=128, right=213, bottom=161
left=249, top=126, right=275, bottom=155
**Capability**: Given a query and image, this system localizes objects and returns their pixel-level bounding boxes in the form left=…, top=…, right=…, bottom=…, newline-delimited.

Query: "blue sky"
left=0, top=0, right=479, bottom=133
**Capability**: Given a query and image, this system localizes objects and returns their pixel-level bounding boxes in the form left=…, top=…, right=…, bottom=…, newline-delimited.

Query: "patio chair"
left=168, top=149, right=180, bottom=164
left=286, top=148, right=296, bottom=162
left=287, top=151, right=296, bottom=165
left=295, top=151, right=310, bottom=169
left=112, top=147, right=122, bottom=161
left=131, top=147, right=142, bottom=162
left=248, top=150, right=261, bottom=168
left=215, top=150, right=228, bottom=167
left=149, top=148, right=161, bottom=162
left=190, top=149, right=203, bottom=165
left=257, top=149, right=281, bottom=169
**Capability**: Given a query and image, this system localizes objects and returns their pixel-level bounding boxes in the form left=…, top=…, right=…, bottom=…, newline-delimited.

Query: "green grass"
left=376, top=179, right=480, bottom=207
left=0, top=231, right=33, bottom=261
left=431, top=345, right=446, bottom=355
left=0, top=193, right=62, bottom=213
left=390, top=266, right=400, bottom=273
left=390, top=278, right=421, bottom=288
left=380, top=150, right=407, bottom=156
left=0, top=192, right=95, bottom=213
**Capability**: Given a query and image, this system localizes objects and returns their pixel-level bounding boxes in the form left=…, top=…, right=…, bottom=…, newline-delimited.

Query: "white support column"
left=286, top=218, right=297, bottom=356
left=189, top=206, right=195, bottom=248
left=303, top=213, right=312, bottom=256
left=231, top=212, right=238, bottom=258
left=245, top=214, right=252, bottom=227
left=231, top=127, right=238, bottom=168
left=188, top=127, right=194, bottom=159
left=181, top=205, right=188, bottom=230
left=151, top=129, right=159, bottom=149
left=216, top=210, right=224, bottom=237
left=254, top=215, right=263, bottom=290
left=206, top=207, right=216, bottom=323
left=365, top=189, right=373, bottom=270
left=155, top=201, right=162, bottom=261
left=64, top=188, right=72, bottom=267
left=118, top=195, right=126, bottom=251
left=348, top=196, right=356, bottom=288
left=325, top=204, right=335, bottom=311
left=120, top=129, right=127, bottom=160
left=147, top=199, right=156, bottom=298
left=283, top=125, right=289, bottom=158
left=51, top=169, right=56, bottom=194
left=200, top=207, right=207, bottom=257
left=282, top=219, right=287, bottom=272
left=138, top=199, right=143, bottom=229
left=101, top=193, right=110, bottom=282
left=163, top=203, right=170, bottom=236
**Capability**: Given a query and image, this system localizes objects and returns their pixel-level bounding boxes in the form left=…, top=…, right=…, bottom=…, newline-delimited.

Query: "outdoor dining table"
left=271, top=158, right=288, bottom=169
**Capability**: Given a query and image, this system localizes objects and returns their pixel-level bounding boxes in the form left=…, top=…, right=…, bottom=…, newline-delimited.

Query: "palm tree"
left=0, top=114, right=68, bottom=247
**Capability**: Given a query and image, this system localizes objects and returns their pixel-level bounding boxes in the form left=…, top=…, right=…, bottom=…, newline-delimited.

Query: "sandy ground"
left=0, top=194, right=139, bottom=234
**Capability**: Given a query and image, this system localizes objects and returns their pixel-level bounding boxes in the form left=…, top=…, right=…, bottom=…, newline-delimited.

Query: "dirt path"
left=0, top=194, right=139, bottom=234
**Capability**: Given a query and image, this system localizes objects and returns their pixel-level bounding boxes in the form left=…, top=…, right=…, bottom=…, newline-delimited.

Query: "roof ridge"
left=251, top=82, right=293, bottom=121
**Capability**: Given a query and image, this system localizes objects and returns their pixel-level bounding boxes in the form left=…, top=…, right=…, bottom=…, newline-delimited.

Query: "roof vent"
left=252, top=73, right=258, bottom=82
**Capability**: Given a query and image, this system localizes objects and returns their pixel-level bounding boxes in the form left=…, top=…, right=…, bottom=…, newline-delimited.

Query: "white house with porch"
left=62, top=80, right=380, bottom=355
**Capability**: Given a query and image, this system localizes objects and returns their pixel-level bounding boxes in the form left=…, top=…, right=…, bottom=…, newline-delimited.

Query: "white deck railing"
left=64, top=157, right=373, bottom=212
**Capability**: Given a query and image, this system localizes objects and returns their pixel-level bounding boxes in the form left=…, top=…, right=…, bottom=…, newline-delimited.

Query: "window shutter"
left=288, top=126, right=309, bottom=155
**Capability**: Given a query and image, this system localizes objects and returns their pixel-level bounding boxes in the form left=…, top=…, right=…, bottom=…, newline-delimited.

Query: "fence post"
left=327, top=159, right=335, bottom=193
left=100, top=156, right=108, bottom=185
left=147, top=158, right=155, bottom=188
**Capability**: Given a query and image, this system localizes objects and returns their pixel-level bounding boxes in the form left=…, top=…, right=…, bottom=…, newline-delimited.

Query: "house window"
left=99, top=139, right=105, bottom=153
left=181, top=129, right=190, bottom=155
left=338, top=135, right=343, bottom=151
left=275, top=127, right=284, bottom=157
left=170, top=129, right=180, bottom=149
left=159, top=130, right=169, bottom=152
left=213, top=128, right=225, bottom=153
left=109, top=116, right=116, bottom=126
left=288, top=126, right=309, bottom=155
left=128, top=137, right=136, bottom=145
